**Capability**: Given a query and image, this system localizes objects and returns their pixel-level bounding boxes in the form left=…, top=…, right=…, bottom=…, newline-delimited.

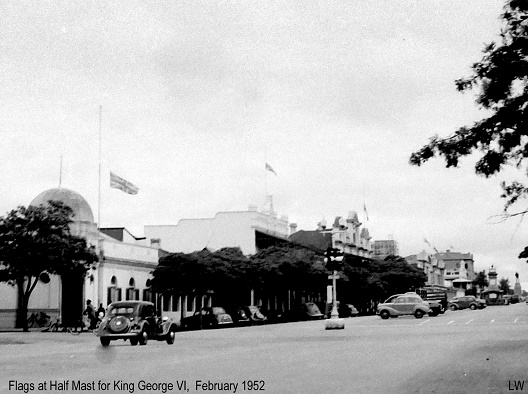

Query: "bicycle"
left=27, top=311, right=53, bottom=331
left=68, top=314, right=101, bottom=335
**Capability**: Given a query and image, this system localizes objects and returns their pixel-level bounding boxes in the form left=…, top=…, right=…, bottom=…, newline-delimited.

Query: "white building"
left=144, top=205, right=292, bottom=256
left=0, top=187, right=161, bottom=329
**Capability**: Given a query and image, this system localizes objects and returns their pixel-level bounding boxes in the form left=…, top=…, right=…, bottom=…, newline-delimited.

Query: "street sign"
left=328, top=274, right=340, bottom=279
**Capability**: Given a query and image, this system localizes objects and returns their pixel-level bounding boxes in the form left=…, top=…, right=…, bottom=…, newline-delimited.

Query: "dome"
left=30, top=187, right=95, bottom=223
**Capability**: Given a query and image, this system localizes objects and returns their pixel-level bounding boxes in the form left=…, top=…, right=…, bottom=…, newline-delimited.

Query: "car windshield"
left=108, top=306, right=135, bottom=316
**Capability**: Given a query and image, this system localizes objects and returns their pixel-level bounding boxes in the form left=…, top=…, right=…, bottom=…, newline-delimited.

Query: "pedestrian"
left=83, top=299, right=97, bottom=329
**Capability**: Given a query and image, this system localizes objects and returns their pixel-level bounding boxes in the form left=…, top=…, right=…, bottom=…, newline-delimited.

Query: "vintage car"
left=448, top=296, right=486, bottom=310
left=225, top=307, right=252, bottom=326
left=377, top=293, right=431, bottom=319
left=286, top=302, right=324, bottom=321
left=241, top=305, right=268, bottom=324
left=180, top=307, right=233, bottom=330
left=95, top=301, right=177, bottom=347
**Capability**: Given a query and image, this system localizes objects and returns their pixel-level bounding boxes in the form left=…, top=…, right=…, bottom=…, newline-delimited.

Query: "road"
left=1, top=303, right=527, bottom=394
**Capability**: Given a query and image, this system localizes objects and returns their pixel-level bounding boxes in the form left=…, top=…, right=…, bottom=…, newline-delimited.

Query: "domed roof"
left=30, top=187, right=95, bottom=223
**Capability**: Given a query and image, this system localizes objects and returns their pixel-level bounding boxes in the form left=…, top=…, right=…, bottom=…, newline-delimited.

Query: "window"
left=172, top=295, right=180, bottom=312
left=187, top=296, right=194, bottom=312
left=143, top=288, right=152, bottom=302
left=163, top=295, right=171, bottom=311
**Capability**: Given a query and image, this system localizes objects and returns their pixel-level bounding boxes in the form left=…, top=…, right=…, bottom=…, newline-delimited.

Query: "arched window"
left=126, top=277, right=139, bottom=300
left=107, top=276, right=122, bottom=305
left=143, top=279, right=153, bottom=302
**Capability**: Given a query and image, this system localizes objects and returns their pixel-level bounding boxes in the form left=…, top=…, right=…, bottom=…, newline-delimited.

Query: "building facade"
left=288, top=211, right=372, bottom=258
left=434, top=250, right=475, bottom=296
left=372, top=239, right=399, bottom=260
left=144, top=205, right=292, bottom=256
left=0, top=187, right=161, bottom=329
left=405, top=250, right=445, bottom=286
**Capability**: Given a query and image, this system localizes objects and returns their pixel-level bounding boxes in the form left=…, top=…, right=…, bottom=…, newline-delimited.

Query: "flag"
left=265, top=163, right=277, bottom=175
left=110, top=172, right=139, bottom=195
left=363, top=204, right=369, bottom=221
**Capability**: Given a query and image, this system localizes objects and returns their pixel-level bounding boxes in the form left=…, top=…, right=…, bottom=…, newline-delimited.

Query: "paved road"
left=1, top=304, right=527, bottom=394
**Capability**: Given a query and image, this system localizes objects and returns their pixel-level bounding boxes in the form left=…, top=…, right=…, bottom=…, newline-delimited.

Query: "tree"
left=340, top=255, right=427, bottom=314
left=0, top=201, right=98, bottom=331
left=473, top=270, right=489, bottom=293
left=249, top=245, right=327, bottom=295
left=150, top=247, right=251, bottom=305
left=499, top=277, right=511, bottom=294
left=410, top=1, right=528, bottom=223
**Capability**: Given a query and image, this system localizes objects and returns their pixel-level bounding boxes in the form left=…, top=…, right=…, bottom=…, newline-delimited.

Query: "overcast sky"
left=2, top=1, right=526, bottom=290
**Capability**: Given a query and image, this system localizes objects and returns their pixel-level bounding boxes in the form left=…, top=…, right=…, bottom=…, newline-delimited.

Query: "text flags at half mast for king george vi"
left=110, top=171, right=139, bottom=195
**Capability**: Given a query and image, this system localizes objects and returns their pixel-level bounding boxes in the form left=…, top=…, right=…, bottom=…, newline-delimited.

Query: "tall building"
left=372, top=239, right=399, bottom=260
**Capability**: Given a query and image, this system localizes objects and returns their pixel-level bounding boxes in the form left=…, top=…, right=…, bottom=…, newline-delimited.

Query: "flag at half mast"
left=265, top=163, right=277, bottom=175
left=110, top=172, right=139, bottom=195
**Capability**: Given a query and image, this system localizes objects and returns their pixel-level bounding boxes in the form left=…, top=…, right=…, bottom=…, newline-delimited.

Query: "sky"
left=2, top=1, right=527, bottom=290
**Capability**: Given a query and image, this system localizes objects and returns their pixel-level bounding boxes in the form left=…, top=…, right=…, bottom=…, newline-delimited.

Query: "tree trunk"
left=15, top=280, right=29, bottom=331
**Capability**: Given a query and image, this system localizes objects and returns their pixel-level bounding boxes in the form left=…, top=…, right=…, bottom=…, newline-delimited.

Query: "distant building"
left=288, top=211, right=372, bottom=258
left=435, top=250, right=475, bottom=296
left=405, top=250, right=444, bottom=286
left=372, top=239, right=399, bottom=260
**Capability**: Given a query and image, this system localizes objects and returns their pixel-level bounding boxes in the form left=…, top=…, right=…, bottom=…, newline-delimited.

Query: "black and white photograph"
left=1, top=1, right=527, bottom=393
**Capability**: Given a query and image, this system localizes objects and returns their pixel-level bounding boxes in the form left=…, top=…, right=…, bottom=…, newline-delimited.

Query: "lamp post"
left=324, top=247, right=345, bottom=330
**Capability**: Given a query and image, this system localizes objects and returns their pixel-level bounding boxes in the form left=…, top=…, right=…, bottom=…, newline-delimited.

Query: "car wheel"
left=130, top=338, right=138, bottom=346
left=100, top=337, right=110, bottom=347
left=428, top=311, right=438, bottom=317
left=414, top=310, right=424, bottom=319
left=449, top=305, right=457, bottom=311
left=470, top=304, right=477, bottom=310
left=380, top=310, right=390, bottom=320
left=166, top=330, right=175, bottom=345
left=138, top=329, right=148, bottom=346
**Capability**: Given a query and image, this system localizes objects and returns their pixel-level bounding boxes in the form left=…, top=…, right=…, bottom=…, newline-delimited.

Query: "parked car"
left=377, top=294, right=431, bottom=319
left=339, top=304, right=359, bottom=318
left=503, top=295, right=519, bottom=304
left=286, top=302, right=324, bottom=321
left=96, top=301, right=177, bottom=347
left=448, top=296, right=486, bottom=310
left=180, top=307, right=233, bottom=330
left=225, top=307, right=251, bottom=326
left=325, top=302, right=359, bottom=318
left=241, top=306, right=268, bottom=324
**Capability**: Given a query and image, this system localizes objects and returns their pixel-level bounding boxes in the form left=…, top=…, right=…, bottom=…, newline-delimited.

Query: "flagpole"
left=98, top=105, right=102, bottom=231
left=59, top=155, right=63, bottom=188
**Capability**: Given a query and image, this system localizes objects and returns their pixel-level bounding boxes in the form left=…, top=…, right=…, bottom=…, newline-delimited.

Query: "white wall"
left=145, top=210, right=290, bottom=255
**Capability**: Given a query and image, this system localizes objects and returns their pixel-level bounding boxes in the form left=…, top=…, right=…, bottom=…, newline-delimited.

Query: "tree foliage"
left=0, top=201, right=98, bottom=330
left=152, top=245, right=428, bottom=316
left=473, top=270, right=489, bottom=291
left=410, top=1, right=528, bottom=215
left=341, top=255, right=427, bottom=313
left=499, top=277, right=512, bottom=294
left=151, top=247, right=250, bottom=295
left=249, top=245, right=327, bottom=292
